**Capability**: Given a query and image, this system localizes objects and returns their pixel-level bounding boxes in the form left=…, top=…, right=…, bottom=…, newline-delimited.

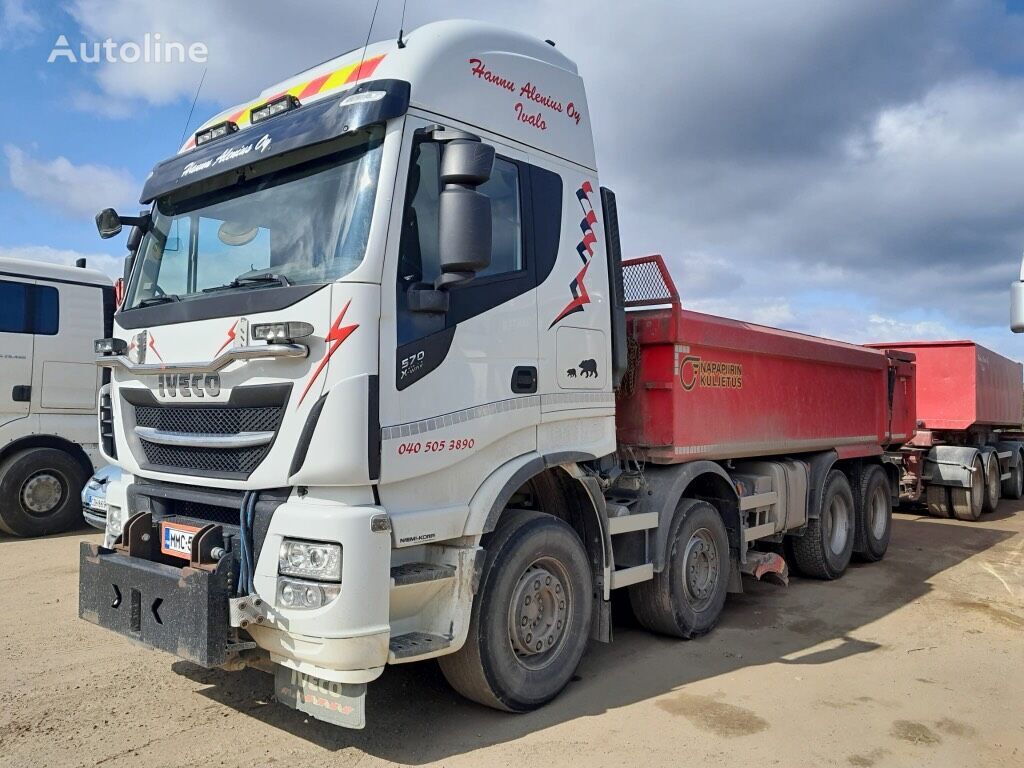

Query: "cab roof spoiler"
left=140, top=79, right=410, bottom=204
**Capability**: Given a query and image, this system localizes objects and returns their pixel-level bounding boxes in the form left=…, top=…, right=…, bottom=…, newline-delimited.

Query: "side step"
left=390, top=562, right=456, bottom=587
left=389, top=631, right=452, bottom=660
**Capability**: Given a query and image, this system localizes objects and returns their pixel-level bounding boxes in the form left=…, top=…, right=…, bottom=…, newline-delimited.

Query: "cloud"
left=0, top=0, right=42, bottom=49
left=4, top=145, right=139, bottom=219
left=51, top=0, right=1024, bottom=359
left=0, top=244, right=122, bottom=278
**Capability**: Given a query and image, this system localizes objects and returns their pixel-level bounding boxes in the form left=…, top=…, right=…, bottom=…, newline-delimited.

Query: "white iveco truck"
left=80, top=20, right=898, bottom=728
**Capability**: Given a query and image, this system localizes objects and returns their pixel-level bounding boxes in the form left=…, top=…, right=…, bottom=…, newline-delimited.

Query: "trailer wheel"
left=982, top=452, right=1000, bottom=514
left=950, top=457, right=985, bottom=521
left=0, top=448, right=88, bottom=537
left=628, top=499, right=729, bottom=639
left=854, top=465, right=891, bottom=562
left=926, top=485, right=951, bottom=518
left=1002, top=453, right=1024, bottom=500
left=790, top=470, right=855, bottom=580
left=438, top=509, right=592, bottom=712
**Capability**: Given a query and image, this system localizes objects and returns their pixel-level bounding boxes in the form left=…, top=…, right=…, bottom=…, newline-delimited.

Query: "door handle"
left=511, top=366, right=538, bottom=394
left=11, top=385, right=30, bottom=402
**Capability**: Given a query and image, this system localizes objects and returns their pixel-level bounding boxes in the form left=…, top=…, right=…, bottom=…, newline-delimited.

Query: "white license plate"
left=89, top=497, right=108, bottom=512
left=160, top=521, right=201, bottom=559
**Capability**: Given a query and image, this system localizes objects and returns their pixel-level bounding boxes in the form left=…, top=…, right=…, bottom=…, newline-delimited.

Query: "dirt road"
left=2, top=506, right=1022, bottom=768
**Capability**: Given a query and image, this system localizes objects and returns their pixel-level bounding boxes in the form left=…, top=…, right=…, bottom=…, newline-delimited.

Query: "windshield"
left=124, top=127, right=384, bottom=309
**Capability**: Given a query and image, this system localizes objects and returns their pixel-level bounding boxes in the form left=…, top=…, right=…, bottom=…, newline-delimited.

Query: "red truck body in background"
left=867, top=341, right=1022, bottom=431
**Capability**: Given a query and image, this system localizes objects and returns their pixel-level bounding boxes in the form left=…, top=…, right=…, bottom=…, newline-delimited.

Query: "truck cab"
left=0, top=257, right=112, bottom=536
left=84, top=20, right=624, bottom=727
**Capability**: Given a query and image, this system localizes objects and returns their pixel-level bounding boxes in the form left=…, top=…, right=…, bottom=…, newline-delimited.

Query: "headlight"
left=278, top=539, right=342, bottom=581
left=277, top=577, right=340, bottom=610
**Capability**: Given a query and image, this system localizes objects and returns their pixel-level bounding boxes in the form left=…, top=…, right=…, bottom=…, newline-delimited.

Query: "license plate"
left=160, top=521, right=201, bottom=560
left=89, top=496, right=108, bottom=512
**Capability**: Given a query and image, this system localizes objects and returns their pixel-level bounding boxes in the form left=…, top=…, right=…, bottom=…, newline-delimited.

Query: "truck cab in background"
left=0, top=257, right=113, bottom=536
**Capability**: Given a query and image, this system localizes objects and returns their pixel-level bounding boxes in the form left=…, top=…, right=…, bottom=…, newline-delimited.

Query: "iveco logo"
left=157, top=373, right=221, bottom=399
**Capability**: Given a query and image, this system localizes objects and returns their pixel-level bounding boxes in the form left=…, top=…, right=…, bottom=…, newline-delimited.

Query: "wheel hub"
left=824, top=494, right=850, bottom=555
left=681, top=528, right=719, bottom=609
left=509, top=561, right=569, bottom=667
left=21, top=472, right=64, bottom=515
left=868, top=484, right=888, bottom=540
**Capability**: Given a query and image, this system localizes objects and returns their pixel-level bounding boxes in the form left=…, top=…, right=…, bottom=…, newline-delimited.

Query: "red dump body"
left=867, top=341, right=1022, bottom=431
left=616, top=256, right=913, bottom=463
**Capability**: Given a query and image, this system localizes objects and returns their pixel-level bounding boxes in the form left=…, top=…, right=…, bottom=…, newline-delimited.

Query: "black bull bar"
left=78, top=513, right=235, bottom=667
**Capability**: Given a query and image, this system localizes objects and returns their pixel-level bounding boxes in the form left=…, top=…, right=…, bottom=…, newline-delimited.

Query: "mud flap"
left=274, top=665, right=367, bottom=729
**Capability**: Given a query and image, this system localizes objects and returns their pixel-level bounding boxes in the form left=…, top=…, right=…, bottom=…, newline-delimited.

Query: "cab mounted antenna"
left=358, top=0, right=383, bottom=73
left=178, top=66, right=207, bottom=149
left=397, top=0, right=408, bottom=48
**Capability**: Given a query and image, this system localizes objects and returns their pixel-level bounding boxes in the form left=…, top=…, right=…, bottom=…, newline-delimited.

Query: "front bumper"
left=79, top=542, right=233, bottom=667
left=82, top=506, right=107, bottom=531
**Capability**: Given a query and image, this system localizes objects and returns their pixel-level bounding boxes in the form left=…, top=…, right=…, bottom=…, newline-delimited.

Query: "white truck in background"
left=0, top=257, right=113, bottom=536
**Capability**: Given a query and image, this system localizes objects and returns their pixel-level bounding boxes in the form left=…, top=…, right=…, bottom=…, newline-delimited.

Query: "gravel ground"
left=1, top=505, right=1022, bottom=768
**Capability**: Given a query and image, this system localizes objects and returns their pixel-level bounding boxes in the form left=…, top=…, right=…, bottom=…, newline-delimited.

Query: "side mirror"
left=96, top=208, right=122, bottom=239
left=436, top=140, right=494, bottom=289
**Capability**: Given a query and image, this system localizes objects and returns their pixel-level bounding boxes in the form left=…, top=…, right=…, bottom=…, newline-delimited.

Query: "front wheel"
left=438, top=510, right=593, bottom=712
left=0, top=448, right=88, bottom=537
left=629, top=499, right=730, bottom=639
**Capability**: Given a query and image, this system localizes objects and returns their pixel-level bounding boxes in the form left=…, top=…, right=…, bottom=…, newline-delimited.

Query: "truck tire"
left=438, top=509, right=592, bottom=712
left=0, top=448, right=88, bottom=537
left=854, top=465, right=891, bottom=562
left=982, top=452, right=1000, bottom=514
left=790, top=470, right=854, bottom=580
left=628, top=499, right=729, bottom=639
left=926, top=485, right=951, bottom=517
left=1002, top=452, right=1024, bottom=500
left=951, top=457, right=985, bottom=521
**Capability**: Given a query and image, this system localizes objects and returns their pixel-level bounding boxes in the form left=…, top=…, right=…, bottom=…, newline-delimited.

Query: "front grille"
left=134, top=405, right=281, bottom=434
left=175, top=499, right=240, bottom=526
left=129, top=385, right=290, bottom=479
left=140, top=443, right=269, bottom=476
left=99, top=386, right=117, bottom=459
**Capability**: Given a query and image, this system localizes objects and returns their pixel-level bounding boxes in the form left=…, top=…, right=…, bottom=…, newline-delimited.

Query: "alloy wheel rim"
left=868, top=484, right=888, bottom=540
left=825, top=493, right=850, bottom=555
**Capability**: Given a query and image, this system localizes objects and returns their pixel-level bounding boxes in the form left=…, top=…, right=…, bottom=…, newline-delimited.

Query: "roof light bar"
left=251, top=94, right=301, bottom=124
left=195, top=120, right=238, bottom=147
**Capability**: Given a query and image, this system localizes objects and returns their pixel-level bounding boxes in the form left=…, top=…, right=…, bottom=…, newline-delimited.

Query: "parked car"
left=81, top=464, right=120, bottom=531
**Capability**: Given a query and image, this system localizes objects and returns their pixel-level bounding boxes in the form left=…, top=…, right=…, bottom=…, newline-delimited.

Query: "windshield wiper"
left=201, top=272, right=292, bottom=294
left=136, top=294, right=180, bottom=307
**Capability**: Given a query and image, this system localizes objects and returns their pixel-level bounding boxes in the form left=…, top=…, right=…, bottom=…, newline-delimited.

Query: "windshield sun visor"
left=140, top=79, right=410, bottom=204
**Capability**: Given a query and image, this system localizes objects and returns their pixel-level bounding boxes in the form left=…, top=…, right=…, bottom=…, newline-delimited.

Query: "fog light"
left=279, top=538, right=341, bottom=581
left=195, top=120, right=238, bottom=147
left=277, top=577, right=340, bottom=609
left=251, top=94, right=300, bottom=124
left=252, top=321, right=314, bottom=343
left=94, top=337, right=127, bottom=355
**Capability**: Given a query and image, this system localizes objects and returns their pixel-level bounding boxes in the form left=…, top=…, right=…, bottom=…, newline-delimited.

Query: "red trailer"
left=867, top=340, right=1024, bottom=519
left=615, top=256, right=913, bottom=583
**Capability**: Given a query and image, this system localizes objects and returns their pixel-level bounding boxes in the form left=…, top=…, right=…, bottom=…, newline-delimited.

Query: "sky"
left=2, top=0, right=1024, bottom=360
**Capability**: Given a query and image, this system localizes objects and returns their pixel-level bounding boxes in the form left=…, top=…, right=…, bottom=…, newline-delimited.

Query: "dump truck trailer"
left=81, top=20, right=921, bottom=728
left=867, top=341, right=1024, bottom=520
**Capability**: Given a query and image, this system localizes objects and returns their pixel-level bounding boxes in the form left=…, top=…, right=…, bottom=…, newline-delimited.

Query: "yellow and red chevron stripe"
left=182, top=53, right=386, bottom=152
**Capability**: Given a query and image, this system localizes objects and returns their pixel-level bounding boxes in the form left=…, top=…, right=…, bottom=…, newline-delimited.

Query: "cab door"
left=377, top=116, right=540, bottom=504
left=0, top=278, right=36, bottom=426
